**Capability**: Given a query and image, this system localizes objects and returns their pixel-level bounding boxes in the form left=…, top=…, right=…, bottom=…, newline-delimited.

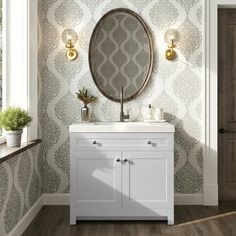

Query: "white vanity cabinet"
left=70, top=123, right=175, bottom=225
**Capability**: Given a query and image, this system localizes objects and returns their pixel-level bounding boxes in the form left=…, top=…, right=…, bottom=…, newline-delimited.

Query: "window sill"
left=0, top=139, right=41, bottom=164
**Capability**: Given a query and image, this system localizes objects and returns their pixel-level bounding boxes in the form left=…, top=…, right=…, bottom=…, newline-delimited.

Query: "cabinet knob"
left=116, top=158, right=121, bottom=162
left=93, top=141, right=97, bottom=145
left=123, top=158, right=128, bottom=163
left=147, top=140, right=152, bottom=145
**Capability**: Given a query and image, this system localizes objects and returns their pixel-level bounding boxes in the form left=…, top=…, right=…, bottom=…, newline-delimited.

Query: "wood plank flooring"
left=22, top=202, right=236, bottom=236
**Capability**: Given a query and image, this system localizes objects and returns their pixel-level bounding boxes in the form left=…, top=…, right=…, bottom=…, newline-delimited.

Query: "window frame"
left=3, top=0, right=38, bottom=143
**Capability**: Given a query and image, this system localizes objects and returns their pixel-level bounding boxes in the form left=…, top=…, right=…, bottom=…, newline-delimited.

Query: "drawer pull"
left=93, top=141, right=97, bottom=145
left=123, top=158, right=128, bottom=163
left=147, top=140, right=152, bottom=145
left=116, top=158, right=121, bottom=162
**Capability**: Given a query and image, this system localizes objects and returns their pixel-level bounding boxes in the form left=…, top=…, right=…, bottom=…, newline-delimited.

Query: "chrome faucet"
left=120, top=87, right=130, bottom=122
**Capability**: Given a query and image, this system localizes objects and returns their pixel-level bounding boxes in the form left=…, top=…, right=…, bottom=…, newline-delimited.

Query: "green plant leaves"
left=76, top=87, right=97, bottom=105
left=0, top=107, right=32, bottom=131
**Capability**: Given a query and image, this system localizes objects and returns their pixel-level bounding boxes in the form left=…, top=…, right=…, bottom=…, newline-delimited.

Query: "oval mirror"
left=89, top=8, right=154, bottom=102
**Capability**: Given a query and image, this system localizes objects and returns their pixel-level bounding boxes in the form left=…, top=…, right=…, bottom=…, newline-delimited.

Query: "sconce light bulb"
left=164, top=29, right=179, bottom=44
left=62, top=29, right=78, bottom=44
left=67, top=33, right=72, bottom=41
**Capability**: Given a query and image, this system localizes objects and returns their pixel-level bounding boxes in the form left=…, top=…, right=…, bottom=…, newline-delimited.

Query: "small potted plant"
left=0, top=107, right=32, bottom=147
left=76, top=87, right=97, bottom=122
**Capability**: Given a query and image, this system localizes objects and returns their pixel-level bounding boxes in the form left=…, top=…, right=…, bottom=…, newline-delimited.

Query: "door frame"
left=204, top=0, right=236, bottom=205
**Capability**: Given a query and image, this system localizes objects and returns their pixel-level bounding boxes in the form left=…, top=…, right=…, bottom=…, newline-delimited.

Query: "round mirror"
left=89, top=8, right=154, bottom=102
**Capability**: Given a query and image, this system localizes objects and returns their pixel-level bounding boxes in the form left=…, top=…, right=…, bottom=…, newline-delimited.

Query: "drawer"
left=70, top=133, right=174, bottom=151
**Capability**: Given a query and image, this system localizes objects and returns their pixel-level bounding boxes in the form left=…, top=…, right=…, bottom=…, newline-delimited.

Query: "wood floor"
left=22, top=202, right=236, bottom=236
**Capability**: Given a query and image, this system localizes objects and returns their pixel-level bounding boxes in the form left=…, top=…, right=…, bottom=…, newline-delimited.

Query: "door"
left=122, top=152, right=173, bottom=209
left=71, top=151, right=122, bottom=208
left=218, top=9, right=236, bottom=201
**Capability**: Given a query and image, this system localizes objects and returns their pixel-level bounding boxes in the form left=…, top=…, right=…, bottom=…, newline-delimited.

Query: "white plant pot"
left=5, top=130, right=23, bottom=147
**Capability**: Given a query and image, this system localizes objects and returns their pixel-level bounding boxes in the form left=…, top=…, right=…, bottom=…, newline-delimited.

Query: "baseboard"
left=43, top=193, right=70, bottom=205
left=8, top=196, right=44, bottom=236
left=43, top=193, right=203, bottom=206
left=203, top=184, right=218, bottom=205
left=174, top=193, right=203, bottom=205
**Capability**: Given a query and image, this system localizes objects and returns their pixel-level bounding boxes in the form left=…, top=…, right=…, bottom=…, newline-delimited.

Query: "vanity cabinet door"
left=122, top=152, right=173, bottom=209
left=71, top=151, right=122, bottom=209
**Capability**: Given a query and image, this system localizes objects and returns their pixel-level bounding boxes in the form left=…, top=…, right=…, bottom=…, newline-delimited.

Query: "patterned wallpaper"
left=38, top=0, right=203, bottom=194
left=0, top=145, right=42, bottom=235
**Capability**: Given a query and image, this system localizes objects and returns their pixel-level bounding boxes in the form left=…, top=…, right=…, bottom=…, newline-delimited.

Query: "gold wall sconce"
left=62, top=29, right=78, bottom=61
left=164, top=29, right=180, bottom=60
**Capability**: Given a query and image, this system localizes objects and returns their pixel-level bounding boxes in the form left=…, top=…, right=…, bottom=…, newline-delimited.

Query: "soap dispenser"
left=147, top=104, right=153, bottom=120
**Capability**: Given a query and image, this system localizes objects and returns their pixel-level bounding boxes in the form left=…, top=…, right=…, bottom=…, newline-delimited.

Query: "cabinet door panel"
left=71, top=151, right=121, bottom=208
left=122, top=152, right=173, bottom=209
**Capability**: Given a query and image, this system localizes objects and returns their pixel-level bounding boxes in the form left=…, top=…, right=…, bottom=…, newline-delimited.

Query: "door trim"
left=204, top=0, right=236, bottom=205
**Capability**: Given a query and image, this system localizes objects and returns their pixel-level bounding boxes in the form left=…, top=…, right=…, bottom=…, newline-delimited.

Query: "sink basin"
left=93, top=122, right=116, bottom=125
left=69, top=122, right=174, bottom=133
left=115, top=122, right=151, bottom=126
left=93, top=122, right=151, bottom=126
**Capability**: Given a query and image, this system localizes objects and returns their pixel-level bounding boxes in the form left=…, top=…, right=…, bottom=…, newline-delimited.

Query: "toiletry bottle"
left=124, top=109, right=130, bottom=122
left=155, top=107, right=164, bottom=120
left=148, top=104, right=153, bottom=120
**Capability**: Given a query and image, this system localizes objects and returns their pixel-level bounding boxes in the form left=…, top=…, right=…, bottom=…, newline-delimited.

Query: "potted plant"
left=0, top=107, right=32, bottom=147
left=76, top=87, right=97, bottom=122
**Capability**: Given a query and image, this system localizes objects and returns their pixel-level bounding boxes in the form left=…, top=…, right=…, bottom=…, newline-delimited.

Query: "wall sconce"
left=62, top=29, right=78, bottom=61
left=164, top=29, right=180, bottom=60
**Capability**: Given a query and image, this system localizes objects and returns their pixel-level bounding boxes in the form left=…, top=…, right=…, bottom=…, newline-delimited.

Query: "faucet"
left=120, top=86, right=130, bottom=122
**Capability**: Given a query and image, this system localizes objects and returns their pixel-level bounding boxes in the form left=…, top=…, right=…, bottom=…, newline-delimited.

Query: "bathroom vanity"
left=69, top=122, right=175, bottom=225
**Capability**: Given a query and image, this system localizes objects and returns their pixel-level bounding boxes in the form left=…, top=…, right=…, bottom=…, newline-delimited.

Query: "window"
left=0, top=0, right=38, bottom=143
left=0, top=0, right=3, bottom=141
left=0, top=0, right=2, bottom=110
left=3, top=0, right=38, bottom=142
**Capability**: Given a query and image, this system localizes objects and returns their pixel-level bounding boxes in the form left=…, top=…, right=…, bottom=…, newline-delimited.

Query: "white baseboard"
left=174, top=193, right=203, bottom=205
left=44, top=193, right=203, bottom=206
left=43, top=193, right=70, bottom=205
left=8, top=196, right=43, bottom=236
left=203, top=184, right=218, bottom=206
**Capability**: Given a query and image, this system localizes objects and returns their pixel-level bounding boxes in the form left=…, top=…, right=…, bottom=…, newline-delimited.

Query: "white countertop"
left=69, top=122, right=175, bottom=133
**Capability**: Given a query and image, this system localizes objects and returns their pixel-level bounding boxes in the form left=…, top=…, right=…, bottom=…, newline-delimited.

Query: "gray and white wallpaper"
left=0, top=145, right=42, bottom=235
left=38, top=0, right=203, bottom=194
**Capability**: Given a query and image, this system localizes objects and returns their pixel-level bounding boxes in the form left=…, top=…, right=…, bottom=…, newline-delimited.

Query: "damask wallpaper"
left=38, top=0, right=203, bottom=195
left=0, top=145, right=42, bottom=235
